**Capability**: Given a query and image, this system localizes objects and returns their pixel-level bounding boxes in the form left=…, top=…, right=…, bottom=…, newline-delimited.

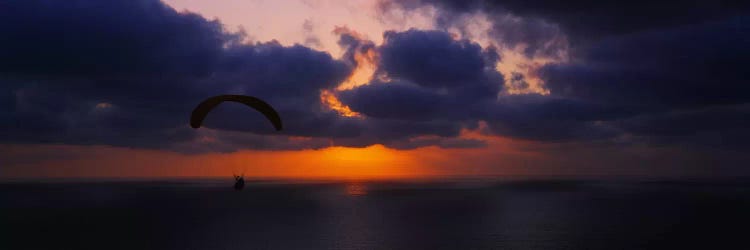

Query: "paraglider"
left=190, top=95, right=282, bottom=131
left=190, top=95, right=283, bottom=190
left=233, top=174, right=245, bottom=190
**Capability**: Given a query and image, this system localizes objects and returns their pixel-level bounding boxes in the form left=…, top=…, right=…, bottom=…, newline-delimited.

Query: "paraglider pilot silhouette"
left=233, top=174, right=246, bottom=190
left=190, top=95, right=283, bottom=190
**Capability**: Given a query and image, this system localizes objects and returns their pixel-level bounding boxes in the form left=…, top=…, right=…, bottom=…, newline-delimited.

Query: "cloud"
left=384, top=136, right=487, bottom=150
left=0, top=0, right=237, bottom=78
left=339, top=80, right=444, bottom=120
left=339, top=29, right=502, bottom=119
left=332, top=29, right=505, bottom=148
left=334, top=28, right=624, bottom=142
left=0, top=0, right=493, bottom=152
left=542, top=17, right=750, bottom=109
left=0, top=0, right=356, bottom=151
left=302, top=19, right=323, bottom=49
left=481, top=94, right=625, bottom=141
left=533, top=16, right=750, bottom=146
left=336, top=12, right=750, bottom=149
left=378, top=29, right=498, bottom=89
left=334, top=26, right=378, bottom=70
left=480, top=16, right=750, bottom=145
left=612, top=104, right=750, bottom=149
left=2, top=0, right=749, bottom=154
left=377, top=0, right=569, bottom=59
left=379, top=0, right=750, bottom=48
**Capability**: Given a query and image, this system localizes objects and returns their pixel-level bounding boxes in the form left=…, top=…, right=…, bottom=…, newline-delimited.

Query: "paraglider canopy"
left=190, top=95, right=283, bottom=131
left=190, top=94, right=282, bottom=191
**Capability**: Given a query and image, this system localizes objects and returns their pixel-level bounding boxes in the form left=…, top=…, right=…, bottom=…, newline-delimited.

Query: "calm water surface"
left=2, top=178, right=749, bottom=249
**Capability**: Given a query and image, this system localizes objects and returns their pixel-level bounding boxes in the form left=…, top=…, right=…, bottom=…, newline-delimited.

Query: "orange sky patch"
left=1, top=134, right=727, bottom=180
left=320, top=90, right=361, bottom=117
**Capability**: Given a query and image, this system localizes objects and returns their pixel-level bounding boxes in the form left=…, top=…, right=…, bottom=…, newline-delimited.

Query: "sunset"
left=2, top=0, right=749, bottom=249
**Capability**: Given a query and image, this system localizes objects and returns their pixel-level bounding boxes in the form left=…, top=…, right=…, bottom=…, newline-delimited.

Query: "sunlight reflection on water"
left=344, top=182, right=367, bottom=196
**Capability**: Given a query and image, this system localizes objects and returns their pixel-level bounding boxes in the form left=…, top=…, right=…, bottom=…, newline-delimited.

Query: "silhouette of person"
left=234, top=174, right=245, bottom=190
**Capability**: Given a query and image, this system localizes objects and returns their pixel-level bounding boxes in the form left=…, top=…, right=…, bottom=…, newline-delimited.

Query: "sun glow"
left=226, top=144, right=425, bottom=180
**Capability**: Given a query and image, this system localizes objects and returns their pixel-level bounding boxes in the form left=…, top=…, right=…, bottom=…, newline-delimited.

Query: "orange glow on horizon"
left=231, top=144, right=425, bottom=179
left=1, top=124, right=560, bottom=180
left=10, top=130, right=693, bottom=180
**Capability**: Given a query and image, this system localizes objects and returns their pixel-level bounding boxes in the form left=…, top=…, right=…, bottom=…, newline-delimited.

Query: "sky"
left=1, top=0, right=749, bottom=179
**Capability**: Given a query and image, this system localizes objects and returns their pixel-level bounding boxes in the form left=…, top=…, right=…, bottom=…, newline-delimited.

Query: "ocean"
left=2, top=178, right=749, bottom=249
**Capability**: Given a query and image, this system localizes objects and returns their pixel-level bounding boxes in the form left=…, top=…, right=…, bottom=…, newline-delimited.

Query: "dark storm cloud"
left=482, top=94, right=629, bottom=141
left=379, top=0, right=750, bottom=49
left=334, top=29, right=504, bottom=148
left=611, top=104, right=750, bottom=150
left=340, top=80, right=443, bottom=120
left=171, top=129, right=334, bottom=153
left=336, top=29, right=623, bottom=142
left=3, top=0, right=749, bottom=153
left=617, top=105, right=750, bottom=138
left=343, top=5, right=750, bottom=148
left=0, top=0, right=229, bottom=146
left=199, top=41, right=356, bottom=138
left=481, top=16, right=750, bottom=144
left=329, top=118, right=485, bottom=150
left=0, top=0, right=235, bottom=77
left=0, top=0, right=492, bottom=152
left=384, top=137, right=487, bottom=150
left=378, top=0, right=569, bottom=59
left=0, top=0, right=356, bottom=151
left=378, top=29, right=498, bottom=89
left=507, top=72, right=529, bottom=90
left=534, top=16, right=750, bottom=145
left=541, top=17, right=750, bottom=109
left=340, top=29, right=502, bottom=120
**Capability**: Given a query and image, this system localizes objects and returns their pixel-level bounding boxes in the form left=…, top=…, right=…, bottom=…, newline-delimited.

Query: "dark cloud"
left=476, top=0, right=750, bottom=42
left=0, top=0, right=493, bottom=152
left=541, top=17, right=750, bottom=109
left=336, top=28, right=624, bottom=142
left=533, top=16, right=750, bottom=146
left=507, top=72, right=529, bottom=90
left=340, top=29, right=502, bottom=120
left=329, top=118, right=477, bottom=150
left=171, top=129, right=334, bottom=154
left=383, top=137, right=487, bottom=150
left=339, top=80, right=444, bottom=121
left=379, top=0, right=750, bottom=50
left=378, top=0, right=569, bottom=59
left=0, top=0, right=236, bottom=78
left=337, top=14, right=750, bottom=149
left=372, top=0, right=750, bottom=144
left=486, top=16, right=750, bottom=146
left=481, top=17, right=750, bottom=146
left=617, top=105, right=750, bottom=138
left=0, top=0, right=356, bottom=151
left=201, top=41, right=356, bottom=138
left=2, top=0, right=749, bottom=154
left=335, top=29, right=503, bottom=148
left=481, top=94, right=628, bottom=141
left=378, top=29, right=498, bottom=90
left=611, top=104, right=750, bottom=150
